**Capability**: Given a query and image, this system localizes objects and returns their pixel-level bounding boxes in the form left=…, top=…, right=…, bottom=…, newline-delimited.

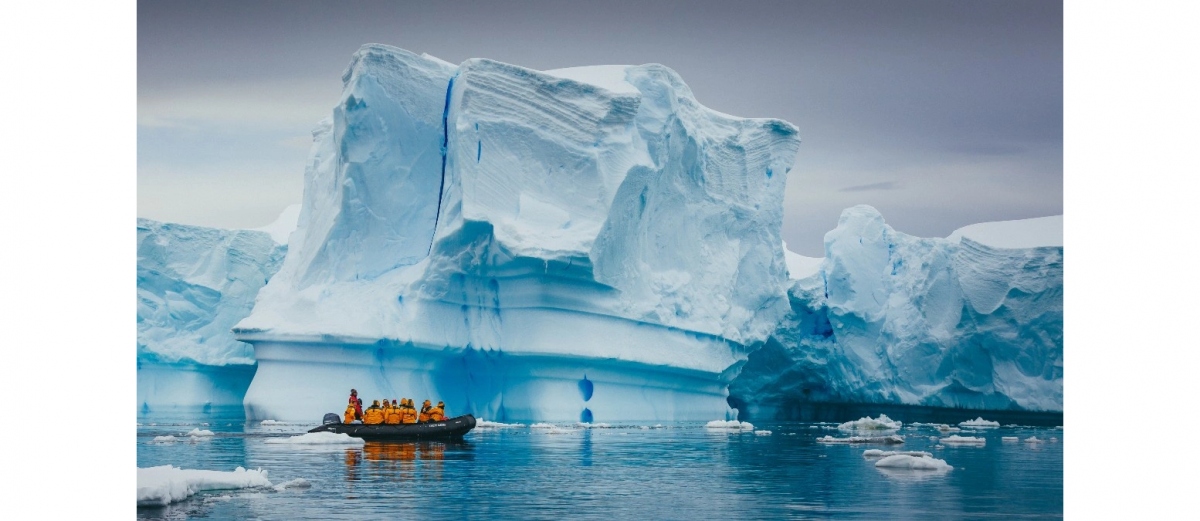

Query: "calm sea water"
left=137, top=411, right=1062, bottom=520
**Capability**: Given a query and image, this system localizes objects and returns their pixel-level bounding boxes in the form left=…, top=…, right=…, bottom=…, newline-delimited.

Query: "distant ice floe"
left=817, top=435, right=904, bottom=445
left=862, top=449, right=932, bottom=459
left=754, top=430, right=772, bottom=436
left=260, top=420, right=289, bottom=425
left=576, top=422, right=613, bottom=429
left=838, top=415, right=901, bottom=432
left=940, top=435, right=986, bottom=445
left=936, top=424, right=962, bottom=433
left=137, top=465, right=272, bottom=506
left=874, top=454, right=953, bottom=471
left=263, top=432, right=365, bottom=445
left=1024, top=436, right=1045, bottom=444
left=152, top=435, right=178, bottom=443
left=706, top=420, right=755, bottom=431
left=530, top=423, right=557, bottom=429
left=1002, top=436, right=1019, bottom=442
left=186, top=428, right=215, bottom=437
left=958, top=417, right=1000, bottom=428
left=476, top=419, right=526, bottom=429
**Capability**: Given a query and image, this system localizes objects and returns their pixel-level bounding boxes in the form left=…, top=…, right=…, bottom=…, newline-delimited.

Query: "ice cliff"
left=233, top=45, right=800, bottom=421
left=730, top=206, right=1063, bottom=418
left=137, top=218, right=286, bottom=411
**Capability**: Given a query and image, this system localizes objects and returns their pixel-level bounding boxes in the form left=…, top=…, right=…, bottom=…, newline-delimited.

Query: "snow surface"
left=263, top=432, right=365, bottom=445
left=137, top=465, right=272, bottom=506
left=232, top=44, right=801, bottom=422
left=874, top=454, right=953, bottom=471
left=838, top=415, right=901, bottom=431
left=731, top=205, right=1063, bottom=417
left=947, top=215, right=1062, bottom=249
left=959, top=417, right=1000, bottom=428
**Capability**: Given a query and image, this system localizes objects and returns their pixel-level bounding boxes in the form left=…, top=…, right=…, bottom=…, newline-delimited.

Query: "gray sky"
left=138, top=0, right=1061, bottom=256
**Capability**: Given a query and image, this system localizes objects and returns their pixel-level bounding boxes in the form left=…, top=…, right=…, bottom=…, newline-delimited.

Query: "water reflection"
left=353, top=442, right=451, bottom=482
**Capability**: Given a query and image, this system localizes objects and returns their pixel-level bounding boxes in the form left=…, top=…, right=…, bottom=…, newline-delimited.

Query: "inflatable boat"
left=308, top=413, right=476, bottom=441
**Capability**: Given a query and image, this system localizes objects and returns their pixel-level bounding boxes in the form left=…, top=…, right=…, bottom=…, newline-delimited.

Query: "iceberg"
left=730, top=206, right=1062, bottom=418
left=233, top=44, right=800, bottom=422
left=137, top=218, right=286, bottom=412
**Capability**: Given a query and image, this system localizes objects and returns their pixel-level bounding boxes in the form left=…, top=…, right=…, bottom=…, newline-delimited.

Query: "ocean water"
left=137, top=412, right=1062, bottom=520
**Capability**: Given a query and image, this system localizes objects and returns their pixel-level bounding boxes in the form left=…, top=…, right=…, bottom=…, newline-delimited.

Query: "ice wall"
left=137, top=218, right=286, bottom=411
left=235, top=44, right=800, bottom=421
left=730, top=206, right=1063, bottom=418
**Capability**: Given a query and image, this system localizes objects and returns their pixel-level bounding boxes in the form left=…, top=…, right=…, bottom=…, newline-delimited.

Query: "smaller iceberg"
left=838, top=415, right=901, bottom=431
left=874, top=454, right=953, bottom=471
left=959, top=417, right=1000, bottom=428
left=940, top=435, right=986, bottom=445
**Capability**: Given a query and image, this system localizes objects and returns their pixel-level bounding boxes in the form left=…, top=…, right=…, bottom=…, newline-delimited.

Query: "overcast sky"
left=137, top=0, right=1061, bottom=256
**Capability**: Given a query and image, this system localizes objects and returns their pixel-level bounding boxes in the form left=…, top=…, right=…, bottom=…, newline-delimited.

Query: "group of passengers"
left=344, top=389, right=447, bottom=425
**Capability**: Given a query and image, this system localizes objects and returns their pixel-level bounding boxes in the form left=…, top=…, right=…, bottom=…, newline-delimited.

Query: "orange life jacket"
left=385, top=406, right=402, bottom=424
left=363, top=406, right=385, bottom=425
left=401, top=406, right=418, bottom=424
left=429, top=405, right=446, bottom=421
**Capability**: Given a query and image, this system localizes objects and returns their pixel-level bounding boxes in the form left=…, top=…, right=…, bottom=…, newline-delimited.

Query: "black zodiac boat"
left=308, top=413, right=476, bottom=441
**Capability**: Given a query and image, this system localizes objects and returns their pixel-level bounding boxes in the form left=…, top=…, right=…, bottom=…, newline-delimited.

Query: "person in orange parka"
left=343, top=402, right=357, bottom=424
left=401, top=399, right=418, bottom=424
left=429, top=401, right=446, bottom=421
left=384, top=399, right=402, bottom=425
left=418, top=400, right=433, bottom=423
left=363, top=400, right=385, bottom=425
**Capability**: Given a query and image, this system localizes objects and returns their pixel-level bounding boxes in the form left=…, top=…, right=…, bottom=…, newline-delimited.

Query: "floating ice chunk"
left=263, top=432, right=365, bottom=445
left=706, top=420, right=754, bottom=431
left=200, top=423, right=209, bottom=426
left=576, top=422, right=612, bottom=429
left=935, top=424, right=961, bottom=433
left=754, top=430, right=772, bottom=436
left=1024, top=436, right=1044, bottom=444
left=476, top=419, right=526, bottom=429
left=272, top=478, right=311, bottom=492
left=958, top=417, right=1000, bottom=428
left=137, top=465, right=272, bottom=507
left=186, top=428, right=215, bottom=437
left=1050, top=437, right=1058, bottom=442
left=838, top=415, right=902, bottom=431
left=260, top=420, right=289, bottom=425
left=152, top=435, right=177, bottom=443
left=862, top=449, right=932, bottom=459
left=874, top=454, right=953, bottom=471
left=1002, top=436, right=1019, bottom=442
left=941, top=435, right=986, bottom=445
left=530, top=423, right=558, bottom=429
left=816, top=435, right=904, bottom=445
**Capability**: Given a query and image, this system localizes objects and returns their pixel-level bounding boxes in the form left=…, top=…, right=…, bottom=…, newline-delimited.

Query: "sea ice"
left=941, top=436, right=986, bottom=445
left=862, top=449, right=933, bottom=459
left=706, top=420, right=755, bottom=431
left=186, top=428, right=214, bottom=437
left=476, top=419, right=526, bottom=429
left=959, top=417, right=1000, bottom=428
left=816, top=435, right=904, bottom=445
left=837, top=415, right=901, bottom=431
left=874, top=454, right=953, bottom=471
left=137, top=465, right=272, bottom=506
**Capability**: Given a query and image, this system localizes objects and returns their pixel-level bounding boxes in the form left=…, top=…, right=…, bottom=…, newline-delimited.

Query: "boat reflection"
left=345, top=441, right=462, bottom=482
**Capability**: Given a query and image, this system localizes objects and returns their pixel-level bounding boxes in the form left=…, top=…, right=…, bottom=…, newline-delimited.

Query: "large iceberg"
left=234, top=45, right=800, bottom=422
left=137, top=218, right=286, bottom=411
left=730, top=206, right=1063, bottom=418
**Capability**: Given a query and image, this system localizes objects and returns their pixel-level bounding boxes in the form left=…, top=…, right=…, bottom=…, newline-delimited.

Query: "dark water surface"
left=137, top=412, right=1062, bottom=520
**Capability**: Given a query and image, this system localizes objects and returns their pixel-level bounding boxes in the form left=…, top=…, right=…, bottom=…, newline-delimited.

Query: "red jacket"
left=350, top=395, right=363, bottom=417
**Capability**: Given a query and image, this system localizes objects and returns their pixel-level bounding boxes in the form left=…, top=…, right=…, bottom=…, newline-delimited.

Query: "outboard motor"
left=322, top=413, right=342, bottom=425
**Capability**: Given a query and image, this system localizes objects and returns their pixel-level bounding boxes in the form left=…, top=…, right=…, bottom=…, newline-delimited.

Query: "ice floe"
left=817, top=435, right=904, bottom=445
left=706, top=420, right=755, bottom=431
left=862, top=449, right=933, bottom=459
left=940, top=435, right=986, bottom=445
left=1002, top=436, right=1019, bottom=442
left=958, top=417, right=1000, bottom=428
left=186, top=428, right=215, bottom=437
left=837, top=415, right=901, bottom=431
left=476, top=419, right=526, bottom=429
left=263, top=432, right=365, bottom=445
left=754, top=430, right=772, bottom=436
left=874, top=454, right=953, bottom=471
left=137, top=465, right=272, bottom=506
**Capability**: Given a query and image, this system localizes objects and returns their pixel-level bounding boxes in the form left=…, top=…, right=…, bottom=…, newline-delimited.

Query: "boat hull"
left=309, top=414, right=476, bottom=441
